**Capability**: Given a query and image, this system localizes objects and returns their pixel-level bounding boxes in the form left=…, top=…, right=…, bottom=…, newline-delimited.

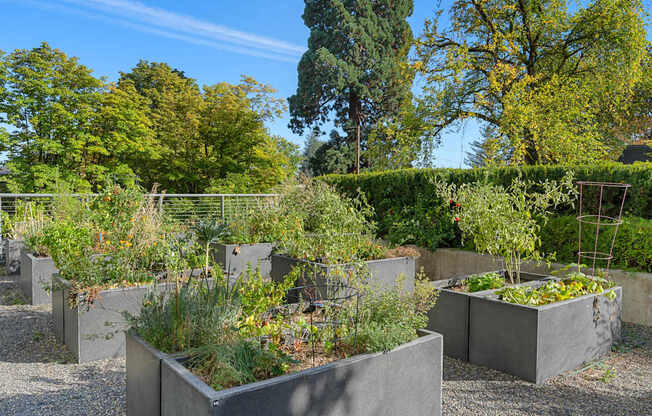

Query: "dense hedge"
left=321, top=163, right=652, bottom=272
left=539, top=216, right=651, bottom=273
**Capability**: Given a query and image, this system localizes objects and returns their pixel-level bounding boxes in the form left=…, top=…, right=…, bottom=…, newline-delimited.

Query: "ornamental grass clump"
left=435, top=171, right=576, bottom=284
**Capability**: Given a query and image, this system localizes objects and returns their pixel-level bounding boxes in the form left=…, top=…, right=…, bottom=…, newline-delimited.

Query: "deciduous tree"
left=416, top=0, right=648, bottom=164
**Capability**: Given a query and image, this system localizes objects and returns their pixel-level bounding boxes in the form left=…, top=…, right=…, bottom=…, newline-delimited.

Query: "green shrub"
left=539, top=215, right=652, bottom=273
left=321, top=163, right=652, bottom=251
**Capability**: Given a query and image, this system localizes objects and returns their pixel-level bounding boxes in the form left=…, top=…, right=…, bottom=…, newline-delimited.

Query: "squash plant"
left=435, top=171, right=575, bottom=284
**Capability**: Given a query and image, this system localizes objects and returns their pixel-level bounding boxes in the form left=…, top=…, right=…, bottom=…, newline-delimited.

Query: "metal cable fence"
left=0, top=193, right=276, bottom=263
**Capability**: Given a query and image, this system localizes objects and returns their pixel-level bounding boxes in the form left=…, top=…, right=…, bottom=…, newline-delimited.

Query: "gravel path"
left=0, top=275, right=125, bottom=416
left=1, top=274, right=650, bottom=415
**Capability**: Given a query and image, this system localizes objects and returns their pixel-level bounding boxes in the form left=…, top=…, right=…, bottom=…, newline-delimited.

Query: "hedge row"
left=321, top=163, right=651, bottom=272
left=539, top=216, right=651, bottom=273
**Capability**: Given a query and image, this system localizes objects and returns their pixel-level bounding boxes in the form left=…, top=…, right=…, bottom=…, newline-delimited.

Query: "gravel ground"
left=0, top=275, right=125, bottom=416
left=1, top=274, right=650, bottom=416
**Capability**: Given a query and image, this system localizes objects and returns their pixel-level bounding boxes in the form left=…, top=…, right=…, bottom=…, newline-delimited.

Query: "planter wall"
left=426, top=270, right=552, bottom=361
left=469, top=286, right=622, bottom=384
left=4, top=238, right=24, bottom=275
left=271, top=254, right=415, bottom=297
left=127, top=333, right=183, bottom=416
left=52, top=275, right=178, bottom=363
left=19, top=250, right=58, bottom=305
left=213, top=243, right=273, bottom=278
left=160, top=330, right=442, bottom=416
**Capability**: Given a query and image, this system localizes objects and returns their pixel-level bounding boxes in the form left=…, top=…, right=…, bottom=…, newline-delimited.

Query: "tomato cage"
left=576, top=181, right=631, bottom=278
left=268, top=283, right=361, bottom=368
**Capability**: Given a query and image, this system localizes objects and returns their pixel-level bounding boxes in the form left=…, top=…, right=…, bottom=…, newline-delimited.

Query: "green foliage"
left=415, top=0, right=649, bottom=164
left=539, top=215, right=652, bottom=273
left=188, top=340, right=295, bottom=392
left=0, top=46, right=297, bottom=193
left=498, top=273, right=616, bottom=306
left=226, top=178, right=384, bottom=263
left=0, top=42, right=148, bottom=192
left=466, top=272, right=505, bottom=293
left=321, top=164, right=652, bottom=257
left=349, top=272, right=438, bottom=353
left=289, top=0, right=414, bottom=172
left=435, top=172, right=576, bottom=283
left=131, top=274, right=240, bottom=354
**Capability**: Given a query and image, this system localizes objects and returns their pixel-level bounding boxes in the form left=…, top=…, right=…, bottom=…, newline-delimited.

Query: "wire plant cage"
left=576, top=181, right=631, bottom=278
left=272, top=283, right=360, bottom=368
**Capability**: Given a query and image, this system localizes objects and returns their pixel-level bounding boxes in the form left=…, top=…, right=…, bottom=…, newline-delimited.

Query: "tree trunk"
left=356, top=122, right=360, bottom=174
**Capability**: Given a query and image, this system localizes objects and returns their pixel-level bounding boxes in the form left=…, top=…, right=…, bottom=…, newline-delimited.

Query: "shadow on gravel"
left=0, top=367, right=125, bottom=416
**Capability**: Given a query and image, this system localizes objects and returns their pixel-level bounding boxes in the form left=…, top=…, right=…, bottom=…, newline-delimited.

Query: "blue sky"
left=1, top=0, right=650, bottom=168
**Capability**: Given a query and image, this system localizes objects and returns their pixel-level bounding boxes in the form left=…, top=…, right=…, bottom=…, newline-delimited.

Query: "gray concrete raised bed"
left=160, top=329, right=442, bottom=416
left=271, top=254, right=415, bottom=298
left=213, top=243, right=273, bottom=278
left=51, top=275, right=179, bottom=363
left=19, top=249, right=58, bottom=305
left=127, top=332, right=184, bottom=416
left=426, top=270, right=552, bottom=361
left=469, top=284, right=622, bottom=384
left=4, top=238, right=24, bottom=274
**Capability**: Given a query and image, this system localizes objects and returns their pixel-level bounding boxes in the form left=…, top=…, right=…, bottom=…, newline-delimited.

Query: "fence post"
left=158, top=194, right=164, bottom=214
left=221, top=195, right=225, bottom=222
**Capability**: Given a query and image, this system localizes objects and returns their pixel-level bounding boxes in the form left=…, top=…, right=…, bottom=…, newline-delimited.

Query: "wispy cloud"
left=14, top=0, right=306, bottom=62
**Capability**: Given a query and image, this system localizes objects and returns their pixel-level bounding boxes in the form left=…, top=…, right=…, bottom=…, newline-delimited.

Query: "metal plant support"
left=279, top=283, right=360, bottom=367
left=576, top=181, right=630, bottom=278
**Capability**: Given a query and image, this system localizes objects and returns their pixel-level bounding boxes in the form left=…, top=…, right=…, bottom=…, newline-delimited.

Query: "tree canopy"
left=416, top=0, right=649, bottom=165
left=289, top=0, right=415, bottom=173
left=0, top=45, right=298, bottom=193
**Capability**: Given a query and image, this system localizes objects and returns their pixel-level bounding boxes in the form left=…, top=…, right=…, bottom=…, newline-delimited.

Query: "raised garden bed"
left=127, top=332, right=184, bottom=416
left=270, top=254, right=415, bottom=297
left=469, top=283, right=622, bottom=384
left=4, top=238, right=24, bottom=275
left=19, top=249, right=58, bottom=305
left=52, top=275, right=178, bottom=363
left=156, top=329, right=442, bottom=416
left=426, top=270, right=552, bottom=361
left=213, top=243, right=273, bottom=278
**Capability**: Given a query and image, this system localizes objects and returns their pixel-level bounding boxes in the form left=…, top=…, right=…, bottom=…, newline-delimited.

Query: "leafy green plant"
left=345, top=272, right=438, bottom=353
left=435, top=171, right=576, bottom=284
left=497, top=273, right=615, bottom=306
left=466, top=272, right=505, bottom=292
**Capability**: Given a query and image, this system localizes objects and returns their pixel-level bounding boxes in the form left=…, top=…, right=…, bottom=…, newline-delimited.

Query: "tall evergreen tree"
left=288, top=0, right=414, bottom=173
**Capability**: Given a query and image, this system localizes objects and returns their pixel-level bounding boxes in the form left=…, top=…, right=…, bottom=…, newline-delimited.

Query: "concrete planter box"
left=159, top=330, right=442, bottom=416
left=213, top=243, right=273, bottom=278
left=127, top=333, right=184, bottom=416
left=427, top=270, right=552, bottom=361
left=19, top=250, right=58, bottom=305
left=52, top=275, right=178, bottom=363
left=271, top=254, right=415, bottom=297
left=4, top=238, right=24, bottom=274
left=469, top=285, right=622, bottom=384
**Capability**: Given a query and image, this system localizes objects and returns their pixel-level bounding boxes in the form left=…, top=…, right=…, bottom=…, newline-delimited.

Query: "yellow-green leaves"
left=416, top=0, right=649, bottom=165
